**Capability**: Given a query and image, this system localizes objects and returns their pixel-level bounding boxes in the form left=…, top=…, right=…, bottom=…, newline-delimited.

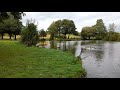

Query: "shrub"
left=21, top=20, right=39, bottom=46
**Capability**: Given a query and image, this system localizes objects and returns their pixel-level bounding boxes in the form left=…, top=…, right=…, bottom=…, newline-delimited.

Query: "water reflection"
left=50, top=40, right=57, bottom=49
left=38, top=40, right=120, bottom=78
left=40, top=40, right=78, bottom=54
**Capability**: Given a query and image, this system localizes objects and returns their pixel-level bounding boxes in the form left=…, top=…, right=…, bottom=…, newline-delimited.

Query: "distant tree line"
left=81, top=19, right=120, bottom=41
left=0, top=12, right=25, bottom=40
left=81, top=19, right=107, bottom=40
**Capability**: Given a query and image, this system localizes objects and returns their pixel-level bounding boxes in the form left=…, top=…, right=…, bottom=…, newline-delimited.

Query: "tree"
left=61, top=19, right=76, bottom=39
left=0, top=12, right=9, bottom=22
left=74, top=31, right=79, bottom=36
left=107, top=32, right=119, bottom=41
left=10, top=12, right=25, bottom=20
left=93, top=19, right=107, bottom=40
left=0, top=12, right=24, bottom=40
left=12, top=21, right=22, bottom=40
left=21, top=20, right=39, bottom=46
left=0, top=12, right=25, bottom=22
left=81, top=26, right=96, bottom=40
left=39, top=29, right=47, bottom=39
left=0, top=13, right=23, bottom=40
left=0, top=22, right=5, bottom=39
left=108, top=23, right=116, bottom=32
left=54, top=20, right=62, bottom=40
left=48, top=19, right=77, bottom=40
left=106, top=23, right=117, bottom=41
left=47, top=21, right=58, bottom=40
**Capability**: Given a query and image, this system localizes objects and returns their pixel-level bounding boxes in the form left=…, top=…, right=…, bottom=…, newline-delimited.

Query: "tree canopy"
left=0, top=12, right=25, bottom=21
left=39, top=29, right=47, bottom=39
left=0, top=12, right=23, bottom=40
left=81, top=19, right=107, bottom=40
left=81, top=26, right=96, bottom=40
left=108, top=23, right=116, bottom=32
left=47, top=19, right=77, bottom=40
left=92, top=19, right=107, bottom=39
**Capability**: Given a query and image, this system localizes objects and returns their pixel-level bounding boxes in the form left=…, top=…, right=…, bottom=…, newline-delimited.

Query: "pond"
left=38, top=40, right=120, bottom=78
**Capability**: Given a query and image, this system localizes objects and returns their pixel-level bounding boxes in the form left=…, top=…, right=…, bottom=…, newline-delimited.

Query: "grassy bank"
left=0, top=40, right=86, bottom=78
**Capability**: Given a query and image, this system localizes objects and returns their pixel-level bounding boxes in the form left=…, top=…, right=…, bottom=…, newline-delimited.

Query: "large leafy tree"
left=92, top=19, right=107, bottom=40
left=0, top=13, right=23, bottom=40
left=10, top=12, right=25, bottom=20
left=12, top=21, right=22, bottom=40
left=54, top=20, right=62, bottom=39
left=0, top=12, right=9, bottom=21
left=74, top=31, right=79, bottom=36
left=0, top=12, right=25, bottom=21
left=47, top=19, right=76, bottom=40
left=61, top=19, right=76, bottom=39
left=81, top=26, right=96, bottom=40
left=0, top=12, right=24, bottom=40
left=0, top=22, right=5, bottom=39
left=47, top=21, right=58, bottom=40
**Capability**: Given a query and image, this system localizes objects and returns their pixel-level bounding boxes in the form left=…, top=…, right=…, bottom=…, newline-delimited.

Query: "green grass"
left=0, top=40, right=86, bottom=78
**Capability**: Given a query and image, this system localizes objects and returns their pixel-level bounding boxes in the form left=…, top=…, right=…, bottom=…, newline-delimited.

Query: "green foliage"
left=47, top=19, right=77, bottom=40
left=81, top=19, right=107, bottom=40
left=47, top=21, right=57, bottom=40
left=0, top=40, right=86, bottom=78
left=108, top=23, right=116, bottom=32
left=81, top=26, right=96, bottom=40
left=92, top=19, right=107, bottom=40
left=10, top=12, right=25, bottom=20
left=104, top=31, right=120, bottom=41
left=73, top=31, right=79, bottom=36
left=0, top=12, right=9, bottom=22
left=21, top=20, right=39, bottom=46
left=0, top=12, right=25, bottom=22
left=60, top=19, right=76, bottom=37
left=104, top=23, right=120, bottom=41
left=39, top=29, right=47, bottom=38
left=0, top=13, right=22, bottom=40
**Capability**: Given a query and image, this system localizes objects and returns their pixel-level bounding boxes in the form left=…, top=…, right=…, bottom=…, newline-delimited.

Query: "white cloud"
left=22, top=12, right=120, bottom=32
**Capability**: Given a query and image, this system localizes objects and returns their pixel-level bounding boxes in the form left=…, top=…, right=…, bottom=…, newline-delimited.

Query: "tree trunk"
left=9, top=33, right=12, bottom=40
left=64, top=34, right=66, bottom=39
left=14, top=34, right=16, bottom=40
left=68, top=35, right=70, bottom=39
left=10, top=35, right=11, bottom=39
left=1, top=33, right=3, bottom=39
left=59, top=31, right=61, bottom=40
left=50, top=34, right=54, bottom=40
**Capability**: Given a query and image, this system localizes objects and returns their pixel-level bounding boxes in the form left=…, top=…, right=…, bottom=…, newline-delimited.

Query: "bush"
left=105, top=32, right=119, bottom=41
left=21, top=21, right=39, bottom=46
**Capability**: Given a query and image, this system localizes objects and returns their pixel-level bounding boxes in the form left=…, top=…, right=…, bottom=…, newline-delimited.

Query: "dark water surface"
left=38, top=40, right=120, bottom=78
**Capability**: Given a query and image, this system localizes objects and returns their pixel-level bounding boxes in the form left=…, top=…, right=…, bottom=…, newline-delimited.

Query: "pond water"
left=38, top=40, right=120, bottom=78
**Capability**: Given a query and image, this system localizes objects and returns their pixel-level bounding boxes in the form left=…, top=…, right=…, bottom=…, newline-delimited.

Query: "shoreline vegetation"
left=0, top=40, right=86, bottom=78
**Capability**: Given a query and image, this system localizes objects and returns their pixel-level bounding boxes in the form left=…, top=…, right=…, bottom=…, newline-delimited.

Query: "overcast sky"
left=21, top=12, right=120, bottom=32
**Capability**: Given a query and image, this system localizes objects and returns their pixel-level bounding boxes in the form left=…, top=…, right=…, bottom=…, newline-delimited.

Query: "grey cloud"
left=22, top=12, right=120, bottom=32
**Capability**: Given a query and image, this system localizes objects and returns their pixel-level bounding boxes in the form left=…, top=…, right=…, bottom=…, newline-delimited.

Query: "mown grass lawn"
left=0, top=40, right=86, bottom=78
